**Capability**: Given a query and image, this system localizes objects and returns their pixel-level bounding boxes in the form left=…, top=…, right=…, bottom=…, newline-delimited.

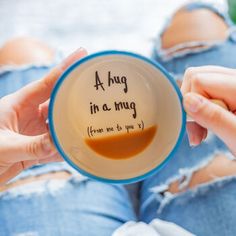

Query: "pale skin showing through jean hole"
left=0, top=37, right=55, bottom=66
left=168, top=155, right=236, bottom=194
left=161, top=7, right=229, bottom=53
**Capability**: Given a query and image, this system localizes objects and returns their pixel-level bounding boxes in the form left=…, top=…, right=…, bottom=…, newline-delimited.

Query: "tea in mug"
left=85, top=125, right=158, bottom=159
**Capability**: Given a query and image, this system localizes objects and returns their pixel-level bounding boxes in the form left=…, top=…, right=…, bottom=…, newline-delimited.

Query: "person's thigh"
left=0, top=37, right=55, bottom=66
left=140, top=2, right=236, bottom=236
left=0, top=163, right=136, bottom=236
left=139, top=134, right=230, bottom=218
left=153, top=2, right=236, bottom=73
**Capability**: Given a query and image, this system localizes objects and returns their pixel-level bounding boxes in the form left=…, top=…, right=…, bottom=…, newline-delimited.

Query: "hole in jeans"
left=0, top=37, right=55, bottom=66
left=168, top=155, right=236, bottom=194
left=0, top=170, right=72, bottom=192
left=161, top=8, right=229, bottom=55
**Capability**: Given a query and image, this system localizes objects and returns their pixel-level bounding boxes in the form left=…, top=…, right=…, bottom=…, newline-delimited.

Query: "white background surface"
left=0, top=0, right=226, bottom=57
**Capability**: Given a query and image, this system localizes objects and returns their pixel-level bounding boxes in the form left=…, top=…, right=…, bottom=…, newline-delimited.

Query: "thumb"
left=4, top=132, right=57, bottom=163
left=183, top=92, right=236, bottom=155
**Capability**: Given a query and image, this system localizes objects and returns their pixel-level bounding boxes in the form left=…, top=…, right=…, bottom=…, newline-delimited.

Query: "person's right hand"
left=181, top=66, right=236, bottom=156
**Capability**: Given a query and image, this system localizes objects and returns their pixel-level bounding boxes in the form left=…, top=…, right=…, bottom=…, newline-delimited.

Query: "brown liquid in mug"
left=85, top=125, right=157, bottom=159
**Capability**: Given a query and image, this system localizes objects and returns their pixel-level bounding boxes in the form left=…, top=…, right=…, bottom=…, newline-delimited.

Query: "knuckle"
left=184, top=68, right=203, bottom=89
left=191, top=74, right=202, bottom=89
left=185, top=67, right=197, bottom=79
left=26, top=140, right=41, bottom=158
left=43, top=69, right=59, bottom=91
left=0, top=158, right=10, bottom=167
left=206, top=106, right=223, bottom=127
left=42, top=78, right=52, bottom=91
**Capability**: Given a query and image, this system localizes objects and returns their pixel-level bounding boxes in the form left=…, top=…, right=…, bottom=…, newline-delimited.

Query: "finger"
left=12, top=48, right=87, bottom=106
left=181, top=67, right=210, bottom=96
left=38, top=154, right=63, bottom=164
left=181, top=66, right=236, bottom=95
left=182, top=70, right=236, bottom=111
left=0, top=162, right=24, bottom=185
left=39, top=99, right=50, bottom=120
left=0, top=153, right=63, bottom=185
left=20, top=132, right=57, bottom=161
left=183, top=92, right=236, bottom=155
left=0, top=165, right=10, bottom=176
left=22, top=153, right=63, bottom=169
left=186, top=122, right=207, bottom=146
left=1, top=131, right=57, bottom=163
left=185, top=66, right=236, bottom=76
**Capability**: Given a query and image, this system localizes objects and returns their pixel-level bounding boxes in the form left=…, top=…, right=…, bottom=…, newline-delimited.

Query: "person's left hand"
left=0, top=48, right=87, bottom=185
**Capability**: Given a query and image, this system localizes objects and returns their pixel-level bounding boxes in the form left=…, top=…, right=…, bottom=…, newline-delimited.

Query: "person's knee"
left=0, top=36, right=55, bottom=66
left=168, top=154, right=236, bottom=194
left=161, top=7, right=229, bottom=51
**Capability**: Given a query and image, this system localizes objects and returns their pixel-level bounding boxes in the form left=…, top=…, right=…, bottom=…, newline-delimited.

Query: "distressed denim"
left=1, top=3, right=236, bottom=236
left=0, top=167, right=136, bottom=236
left=139, top=2, right=236, bottom=236
left=0, top=65, right=137, bottom=236
left=152, top=2, right=236, bottom=76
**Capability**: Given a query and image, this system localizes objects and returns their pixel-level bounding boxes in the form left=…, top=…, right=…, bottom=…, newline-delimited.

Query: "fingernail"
left=187, top=132, right=197, bottom=147
left=60, top=47, right=87, bottom=70
left=184, top=93, right=203, bottom=113
left=70, top=47, right=86, bottom=57
left=202, top=131, right=207, bottom=141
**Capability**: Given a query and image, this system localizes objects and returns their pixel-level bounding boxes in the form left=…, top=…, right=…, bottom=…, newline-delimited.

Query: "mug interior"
left=49, top=51, right=185, bottom=182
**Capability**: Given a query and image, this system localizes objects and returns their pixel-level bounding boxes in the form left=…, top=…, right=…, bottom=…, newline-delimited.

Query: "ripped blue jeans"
left=1, top=2, right=236, bottom=236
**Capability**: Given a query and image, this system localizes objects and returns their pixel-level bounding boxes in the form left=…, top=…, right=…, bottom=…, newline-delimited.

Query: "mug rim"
left=48, top=50, right=186, bottom=184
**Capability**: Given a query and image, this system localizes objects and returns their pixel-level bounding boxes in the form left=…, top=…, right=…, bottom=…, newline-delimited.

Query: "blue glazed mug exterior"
left=48, top=51, right=186, bottom=184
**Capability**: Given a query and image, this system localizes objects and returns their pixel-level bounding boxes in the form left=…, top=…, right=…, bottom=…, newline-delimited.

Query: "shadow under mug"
left=48, top=51, right=186, bottom=184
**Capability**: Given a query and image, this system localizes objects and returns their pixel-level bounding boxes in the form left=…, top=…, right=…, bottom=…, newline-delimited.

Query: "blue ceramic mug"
left=48, top=51, right=186, bottom=184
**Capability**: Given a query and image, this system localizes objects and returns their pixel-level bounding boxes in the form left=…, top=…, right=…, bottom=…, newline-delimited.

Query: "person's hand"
left=0, top=48, right=87, bottom=185
left=181, top=66, right=236, bottom=155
